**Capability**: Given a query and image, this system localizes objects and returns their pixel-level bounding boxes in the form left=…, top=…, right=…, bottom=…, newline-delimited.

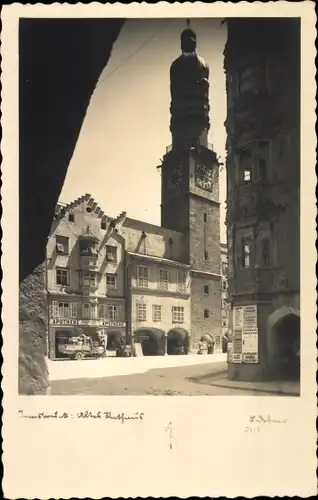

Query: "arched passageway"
left=134, top=328, right=165, bottom=356
left=268, top=308, right=300, bottom=380
left=167, top=328, right=189, bottom=355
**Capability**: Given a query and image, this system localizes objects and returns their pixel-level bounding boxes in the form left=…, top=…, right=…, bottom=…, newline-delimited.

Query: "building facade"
left=46, top=23, right=223, bottom=359
left=224, top=19, right=300, bottom=381
left=46, top=196, right=127, bottom=359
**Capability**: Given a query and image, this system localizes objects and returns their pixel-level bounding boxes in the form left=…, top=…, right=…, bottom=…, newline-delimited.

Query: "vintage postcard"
left=1, top=2, right=317, bottom=498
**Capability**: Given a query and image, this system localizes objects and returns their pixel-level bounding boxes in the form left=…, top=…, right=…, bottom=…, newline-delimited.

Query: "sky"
left=60, top=18, right=227, bottom=242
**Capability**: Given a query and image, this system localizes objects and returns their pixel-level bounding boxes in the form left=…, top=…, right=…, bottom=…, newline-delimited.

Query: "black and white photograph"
left=1, top=3, right=316, bottom=499
left=18, top=15, right=302, bottom=397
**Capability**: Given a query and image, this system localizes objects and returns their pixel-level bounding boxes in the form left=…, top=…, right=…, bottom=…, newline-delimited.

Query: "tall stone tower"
left=161, top=21, right=221, bottom=350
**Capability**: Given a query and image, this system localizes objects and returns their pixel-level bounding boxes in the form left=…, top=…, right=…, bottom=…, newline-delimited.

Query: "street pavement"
left=48, top=354, right=288, bottom=396
left=47, top=353, right=227, bottom=381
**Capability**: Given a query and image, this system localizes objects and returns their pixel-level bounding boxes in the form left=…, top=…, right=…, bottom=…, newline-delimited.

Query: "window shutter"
left=71, top=303, right=77, bottom=318
left=52, top=301, right=58, bottom=318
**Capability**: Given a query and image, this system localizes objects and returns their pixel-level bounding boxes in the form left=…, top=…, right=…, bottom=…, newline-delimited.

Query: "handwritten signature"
left=245, top=414, right=288, bottom=433
left=18, top=410, right=144, bottom=423
left=249, top=414, right=288, bottom=424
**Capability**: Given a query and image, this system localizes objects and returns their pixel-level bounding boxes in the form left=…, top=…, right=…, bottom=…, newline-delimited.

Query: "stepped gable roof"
left=54, top=193, right=126, bottom=225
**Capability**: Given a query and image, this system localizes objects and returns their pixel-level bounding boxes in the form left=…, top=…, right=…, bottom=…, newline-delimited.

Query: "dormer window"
left=56, top=235, right=69, bottom=255
left=106, top=245, right=117, bottom=263
left=79, top=238, right=98, bottom=257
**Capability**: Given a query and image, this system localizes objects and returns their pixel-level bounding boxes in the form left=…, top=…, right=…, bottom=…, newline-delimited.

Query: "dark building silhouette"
left=224, top=18, right=300, bottom=381
left=19, top=18, right=124, bottom=394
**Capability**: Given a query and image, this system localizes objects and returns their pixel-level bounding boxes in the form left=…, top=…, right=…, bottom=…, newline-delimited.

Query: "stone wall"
left=19, top=263, right=49, bottom=395
left=190, top=274, right=222, bottom=350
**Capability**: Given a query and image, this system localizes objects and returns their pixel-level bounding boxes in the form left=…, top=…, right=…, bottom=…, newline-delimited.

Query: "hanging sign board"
left=233, top=306, right=243, bottom=329
left=242, top=327, right=259, bottom=363
left=230, top=305, right=259, bottom=364
left=243, top=305, right=257, bottom=329
left=232, top=327, right=243, bottom=363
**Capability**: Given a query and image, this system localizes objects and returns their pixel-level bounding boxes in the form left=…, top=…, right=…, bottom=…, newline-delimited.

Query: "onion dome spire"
left=181, top=19, right=197, bottom=54
left=169, top=20, right=210, bottom=149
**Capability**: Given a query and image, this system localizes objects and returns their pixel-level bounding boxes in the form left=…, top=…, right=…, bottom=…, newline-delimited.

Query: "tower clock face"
left=195, top=164, right=213, bottom=190
left=168, top=164, right=183, bottom=189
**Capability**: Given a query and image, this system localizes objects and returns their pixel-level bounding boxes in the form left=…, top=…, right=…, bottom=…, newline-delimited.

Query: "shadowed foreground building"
left=224, top=18, right=300, bottom=381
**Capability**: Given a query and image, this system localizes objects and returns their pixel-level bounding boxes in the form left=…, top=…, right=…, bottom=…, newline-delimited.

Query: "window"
left=108, top=304, right=118, bottom=320
left=222, top=319, right=228, bottom=327
left=238, top=149, right=253, bottom=184
left=204, top=309, right=210, bottom=319
left=204, top=250, right=209, bottom=260
left=172, top=306, right=184, bottom=323
left=136, top=302, right=147, bottom=322
left=177, top=271, right=187, bottom=293
left=70, top=303, right=78, bottom=318
left=98, top=304, right=105, bottom=319
left=204, top=285, right=209, bottom=295
left=106, top=245, right=117, bottom=262
left=56, top=267, right=70, bottom=286
left=101, top=220, right=107, bottom=230
left=244, top=169, right=251, bottom=182
left=222, top=280, right=228, bottom=291
left=52, top=301, right=73, bottom=318
left=81, top=271, right=97, bottom=287
left=56, top=235, right=69, bottom=255
left=79, top=239, right=98, bottom=257
left=90, top=303, right=97, bottom=319
left=236, top=65, right=257, bottom=95
left=262, top=238, right=270, bottom=266
left=106, top=274, right=117, bottom=290
left=137, top=266, right=149, bottom=288
left=258, top=140, right=270, bottom=182
left=259, top=159, right=267, bottom=181
left=222, top=262, right=228, bottom=276
left=241, top=238, right=252, bottom=269
left=58, top=302, right=69, bottom=318
left=82, top=303, right=98, bottom=319
left=68, top=213, right=75, bottom=223
left=204, top=212, right=208, bottom=223
left=83, top=303, right=90, bottom=319
left=158, top=269, right=168, bottom=290
left=152, top=305, right=162, bottom=322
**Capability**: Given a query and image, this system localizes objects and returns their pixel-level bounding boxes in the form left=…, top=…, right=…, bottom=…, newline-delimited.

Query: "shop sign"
left=49, top=318, right=126, bottom=328
left=78, top=319, right=126, bottom=328
left=49, top=319, right=78, bottom=326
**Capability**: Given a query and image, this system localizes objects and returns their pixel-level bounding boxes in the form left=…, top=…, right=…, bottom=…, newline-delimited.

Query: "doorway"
left=269, top=309, right=300, bottom=381
left=167, top=328, right=189, bottom=355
